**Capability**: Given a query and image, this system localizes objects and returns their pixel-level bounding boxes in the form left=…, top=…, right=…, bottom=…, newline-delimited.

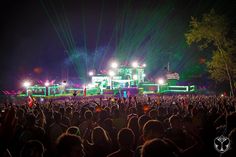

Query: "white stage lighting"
left=158, top=78, right=165, bottom=85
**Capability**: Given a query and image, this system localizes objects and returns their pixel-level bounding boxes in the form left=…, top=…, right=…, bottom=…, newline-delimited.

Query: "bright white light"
left=108, top=70, right=115, bottom=76
left=142, top=63, right=146, bottom=67
left=133, top=75, right=138, bottom=80
left=158, top=78, right=165, bottom=85
left=88, top=71, right=94, bottom=76
left=143, top=74, right=146, bottom=77
left=221, top=94, right=224, bottom=97
left=23, top=81, right=31, bottom=88
left=132, top=61, right=138, bottom=68
left=111, top=62, right=118, bottom=68
left=44, top=81, right=50, bottom=87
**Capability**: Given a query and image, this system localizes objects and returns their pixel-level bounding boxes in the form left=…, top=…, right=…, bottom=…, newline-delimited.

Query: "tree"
left=185, top=9, right=236, bottom=96
left=207, top=50, right=236, bottom=81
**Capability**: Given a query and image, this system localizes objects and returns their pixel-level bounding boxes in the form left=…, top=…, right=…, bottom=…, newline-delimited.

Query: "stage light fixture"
left=108, top=70, right=115, bottom=76
left=158, top=78, right=165, bottom=85
left=44, top=81, right=50, bottom=87
left=132, top=61, right=138, bottom=68
left=23, top=81, right=31, bottom=88
left=111, top=62, right=118, bottom=68
left=88, top=71, right=94, bottom=76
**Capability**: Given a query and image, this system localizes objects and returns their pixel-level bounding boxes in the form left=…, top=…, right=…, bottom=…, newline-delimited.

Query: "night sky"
left=0, top=0, right=235, bottom=90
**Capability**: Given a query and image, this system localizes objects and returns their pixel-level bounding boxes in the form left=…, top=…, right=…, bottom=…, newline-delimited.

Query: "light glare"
left=158, top=78, right=165, bottom=85
left=23, top=81, right=31, bottom=88
left=108, top=70, right=115, bottom=76
left=132, top=61, right=138, bottom=68
left=111, top=62, right=118, bottom=68
left=88, top=71, right=94, bottom=76
left=45, top=81, right=50, bottom=87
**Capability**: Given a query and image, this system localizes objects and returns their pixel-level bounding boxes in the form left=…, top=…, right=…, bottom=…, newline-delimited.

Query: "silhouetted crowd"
left=0, top=95, right=236, bottom=157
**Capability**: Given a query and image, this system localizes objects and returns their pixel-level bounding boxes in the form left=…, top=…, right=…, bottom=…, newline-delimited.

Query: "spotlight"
left=23, top=81, right=31, bottom=88
left=142, top=63, right=146, bottom=67
left=108, top=70, right=115, bottom=76
left=111, top=62, right=118, bottom=68
left=158, top=78, right=165, bottom=85
left=88, top=71, right=94, bottom=76
left=44, top=81, right=50, bottom=87
left=143, top=74, right=146, bottom=77
left=132, top=61, right=138, bottom=68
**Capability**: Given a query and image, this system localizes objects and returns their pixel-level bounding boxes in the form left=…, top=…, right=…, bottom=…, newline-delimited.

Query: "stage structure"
left=20, top=62, right=196, bottom=97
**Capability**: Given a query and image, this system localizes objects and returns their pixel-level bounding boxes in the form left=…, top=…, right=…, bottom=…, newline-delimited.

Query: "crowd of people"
left=0, top=94, right=236, bottom=157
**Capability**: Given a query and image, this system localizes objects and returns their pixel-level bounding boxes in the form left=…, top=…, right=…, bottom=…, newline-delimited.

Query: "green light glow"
left=39, top=0, right=224, bottom=84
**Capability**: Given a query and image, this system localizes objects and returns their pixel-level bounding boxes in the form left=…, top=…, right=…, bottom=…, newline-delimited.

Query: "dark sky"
left=0, top=0, right=235, bottom=90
